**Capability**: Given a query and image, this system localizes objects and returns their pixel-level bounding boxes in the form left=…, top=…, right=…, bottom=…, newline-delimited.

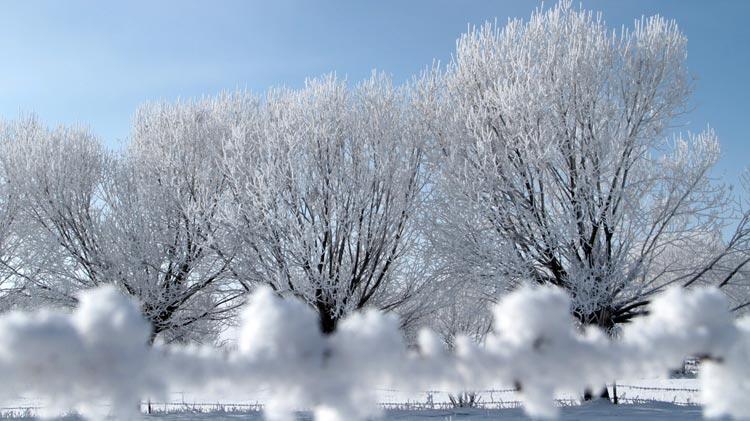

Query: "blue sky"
left=0, top=0, right=747, bottom=185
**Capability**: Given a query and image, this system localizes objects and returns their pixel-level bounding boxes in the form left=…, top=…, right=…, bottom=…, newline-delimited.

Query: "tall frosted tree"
left=224, top=74, right=432, bottom=333
left=0, top=162, right=17, bottom=311
left=0, top=118, right=110, bottom=309
left=103, top=98, right=249, bottom=342
left=0, top=107, right=246, bottom=343
left=430, top=2, right=750, bottom=332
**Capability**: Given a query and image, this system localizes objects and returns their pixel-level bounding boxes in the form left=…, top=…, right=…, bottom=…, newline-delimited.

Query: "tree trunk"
left=612, top=381, right=618, bottom=404
left=318, top=304, right=338, bottom=335
left=148, top=328, right=159, bottom=345
left=581, top=309, right=614, bottom=403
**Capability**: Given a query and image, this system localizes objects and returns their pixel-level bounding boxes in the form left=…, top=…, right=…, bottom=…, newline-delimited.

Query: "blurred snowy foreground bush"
left=0, top=285, right=748, bottom=421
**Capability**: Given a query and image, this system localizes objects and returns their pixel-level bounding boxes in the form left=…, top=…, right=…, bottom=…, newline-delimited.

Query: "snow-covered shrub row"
left=0, top=286, right=748, bottom=421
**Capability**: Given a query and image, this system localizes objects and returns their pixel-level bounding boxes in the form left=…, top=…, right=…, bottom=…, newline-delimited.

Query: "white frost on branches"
left=222, top=74, right=432, bottom=333
left=427, top=0, right=750, bottom=335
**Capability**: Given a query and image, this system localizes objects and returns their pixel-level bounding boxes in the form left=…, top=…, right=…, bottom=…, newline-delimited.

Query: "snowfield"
left=146, top=403, right=714, bottom=421
left=0, top=378, right=711, bottom=420
left=0, top=402, right=720, bottom=420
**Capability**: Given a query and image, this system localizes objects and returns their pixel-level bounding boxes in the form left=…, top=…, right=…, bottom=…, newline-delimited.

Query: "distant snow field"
left=0, top=403, right=715, bottom=421
left=1, top=379, right=710, bottom=420
left=148, top=403, right=709, bottom=420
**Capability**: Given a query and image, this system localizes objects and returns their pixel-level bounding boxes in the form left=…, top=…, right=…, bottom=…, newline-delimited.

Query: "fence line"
left=614, top=384, right=700, bottom=393
left=0, top=385, right=701, bottom=417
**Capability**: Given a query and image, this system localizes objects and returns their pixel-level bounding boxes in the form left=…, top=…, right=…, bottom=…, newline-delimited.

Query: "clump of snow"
left=324, top=309, right=406, bottom=421
left=620, top=287, right=736, bottom=378
left=700, top=315, right=750, bottom=419
left=0, top=286, right=154, bottom=419
left=0, top=285, right=749, bottom=421
left=236, top=287, right=325, bottom=421
left=476, top=286, right=609, bottom=418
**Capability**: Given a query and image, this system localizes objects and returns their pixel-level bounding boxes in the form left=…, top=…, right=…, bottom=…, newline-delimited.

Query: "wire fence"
left=125, top=383, right=702, bottom=415
left=0, top=384, right=704, bottom=419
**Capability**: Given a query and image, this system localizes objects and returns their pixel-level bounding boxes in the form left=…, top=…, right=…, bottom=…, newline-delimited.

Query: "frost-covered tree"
left=0, top=129, right=21, bottom=311
left=102, top=98, right=248, bottom=342
left=0, top=117, right=110, bottom=309
left=224, top=74, right=431, bottom=333
left=0, top=110, right=244, bottom=343
left=430, top=2, right=750, bottom=332
left=708, top=170, right=750, bottom=316
left=430, top=286, right=493, bottom=350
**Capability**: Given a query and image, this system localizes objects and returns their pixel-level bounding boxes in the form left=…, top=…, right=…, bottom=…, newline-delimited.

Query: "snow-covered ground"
left=151, top=402, right=715, bottom=420
left=0, top=402, right=721, bottom=420
left=0, top=379, right=706, bottom=420
left=0, top=379, right=701, bottom=415
left=372, top=378, right=700, bottom=407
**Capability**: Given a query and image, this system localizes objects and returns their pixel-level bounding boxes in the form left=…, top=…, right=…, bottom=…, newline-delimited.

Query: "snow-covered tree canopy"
left=429, top=1, right=750, bottom=332
left=0, top=106, right=248, bottom=343
left=222, top=74, right=433, bottom=333
left=104, top=98, right=249, bottom=342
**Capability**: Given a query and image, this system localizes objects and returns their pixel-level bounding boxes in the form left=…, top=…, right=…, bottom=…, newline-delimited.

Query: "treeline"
left=0, top=2, right=748, bottom=344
